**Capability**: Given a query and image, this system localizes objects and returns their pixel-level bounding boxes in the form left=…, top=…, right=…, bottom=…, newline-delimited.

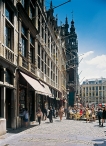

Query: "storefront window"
left=19, top=88, right=26, bottom=114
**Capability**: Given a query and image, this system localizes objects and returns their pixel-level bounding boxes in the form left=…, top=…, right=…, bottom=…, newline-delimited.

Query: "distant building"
left=59, top=17, right=79, bottom=106
left=81, top=78, right=106, bottom=107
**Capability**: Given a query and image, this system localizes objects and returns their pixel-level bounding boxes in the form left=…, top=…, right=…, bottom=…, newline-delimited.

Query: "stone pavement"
left=0, top=117, right=106, bottom=146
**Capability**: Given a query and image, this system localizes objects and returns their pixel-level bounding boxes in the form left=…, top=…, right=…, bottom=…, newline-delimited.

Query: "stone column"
left=11, top=70, right=17, bottom=129
left=28, top=30, right=30, bottom=71
left=11, top=89, right=17, bottom=129
left=1, top=68, right=6, bottom=118
left=1, top=87, right=6, bottom=118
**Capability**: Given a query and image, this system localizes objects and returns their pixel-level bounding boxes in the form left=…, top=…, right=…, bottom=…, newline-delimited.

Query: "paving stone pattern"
left=0, top=117, right=106, bottom=146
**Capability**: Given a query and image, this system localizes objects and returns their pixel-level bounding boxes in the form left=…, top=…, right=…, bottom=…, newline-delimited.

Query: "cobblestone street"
left=0, top=117, right=106, bottom=146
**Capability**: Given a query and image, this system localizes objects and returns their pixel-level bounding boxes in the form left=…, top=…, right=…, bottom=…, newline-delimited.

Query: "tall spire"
left=64, top=16, right=69, bottom=35
left=50, top=1, right=53, bottom=9
left=65, top=16, right=68, bottom=24
left=70, top=19, right=75, bottom=33
left=71, top=11, right=73, bottom=20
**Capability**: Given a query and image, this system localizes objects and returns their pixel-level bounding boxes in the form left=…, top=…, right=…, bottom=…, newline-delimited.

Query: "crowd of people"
left=22, top=106, right=106, bottom=127
left=68, top=106, right=106, bottom=127
left=22, top=106, right=65, bottom=127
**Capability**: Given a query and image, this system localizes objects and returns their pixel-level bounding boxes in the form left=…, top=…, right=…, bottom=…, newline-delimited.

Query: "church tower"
left=65, top=18, right=79, bottom=107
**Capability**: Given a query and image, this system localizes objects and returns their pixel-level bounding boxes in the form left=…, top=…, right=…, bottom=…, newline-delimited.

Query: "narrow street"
left=0, top=117, right=106, bottom=146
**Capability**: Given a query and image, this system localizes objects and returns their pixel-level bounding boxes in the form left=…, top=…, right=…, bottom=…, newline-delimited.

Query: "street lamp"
left=66, top=88, right=70, bottom=119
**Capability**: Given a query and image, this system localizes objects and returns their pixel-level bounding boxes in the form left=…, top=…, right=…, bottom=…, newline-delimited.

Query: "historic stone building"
left=81, top=78, right=106, bottom=107
left=0, top=0, right=66, bottom=133
left=60, top=17, right=79, bottom=106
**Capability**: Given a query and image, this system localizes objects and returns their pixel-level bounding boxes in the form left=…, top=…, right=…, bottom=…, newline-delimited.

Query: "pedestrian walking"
left=23, top=108, right=29, bottom=127
left=48, top=106, right=53, bottom=123
left=53, top=107, right=56, bottom=118
left=37, top=108, right=43, bottom=125
left=43, top=106, right=47, bottom=120
left=102, top=107, right=106, bottom=127
left=92, top=108, right=96, bottom=122
left=97, top=108, right=103, bottom=126
left=58, top=106, right=64, bottom=121
left=85, top=108, right=90, bottom=123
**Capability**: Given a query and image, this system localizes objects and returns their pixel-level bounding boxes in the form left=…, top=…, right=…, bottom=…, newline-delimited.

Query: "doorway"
left=29, top=91, right=34, bottom=121
left=6, top=88, right=11, bottom=128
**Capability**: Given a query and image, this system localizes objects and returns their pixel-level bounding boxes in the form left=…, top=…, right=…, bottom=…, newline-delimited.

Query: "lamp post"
left=66, top=88, right=70, bottom=119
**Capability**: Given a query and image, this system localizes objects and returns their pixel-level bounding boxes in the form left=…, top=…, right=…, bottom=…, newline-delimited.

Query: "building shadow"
left=7, top=125, right=38, bottom=134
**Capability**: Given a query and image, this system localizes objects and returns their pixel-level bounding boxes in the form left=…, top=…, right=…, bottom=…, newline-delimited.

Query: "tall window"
left=29, top=4, right=34, bottom=19
left=30, top=48, right=34, bottom=63
left=38, top=56, right=40, bottom=69
left=21, top=26, right=26, bottom=36
left=45, top=64, right=46, bottom=74
left=21, top=0, right=25, bottom=7
left=21, top=25, right=27, bottom=57
left=5, top=69, right=12, bottom=84
left=41, top=61, right=43, bottom=72
left=38, top=45, right=40, bottom=56
left=5, top=24, right=11, bottom=49
left=30, top=35, right=34, bottom=45
left=5, top=6, right=13, bottom=23
left=21, top=37, right=26, bottom=57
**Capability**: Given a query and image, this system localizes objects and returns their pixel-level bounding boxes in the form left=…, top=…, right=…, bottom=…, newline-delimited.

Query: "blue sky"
left=45, top=0, right=106, bottom=83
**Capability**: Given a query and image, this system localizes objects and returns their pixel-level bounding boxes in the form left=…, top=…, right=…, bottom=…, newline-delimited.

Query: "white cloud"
left=79, top=52, right=106, bottom=83
left=79, top=51, right=94, bottom=59
left=86, top=55, right=106, bottom=68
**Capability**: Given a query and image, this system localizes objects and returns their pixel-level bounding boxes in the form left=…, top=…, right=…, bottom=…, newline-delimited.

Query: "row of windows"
left=4, top=1, right=59, bottom=84
left=83, top=86, right=105, bottom=91
left=37, top=44, right=58, bottom=82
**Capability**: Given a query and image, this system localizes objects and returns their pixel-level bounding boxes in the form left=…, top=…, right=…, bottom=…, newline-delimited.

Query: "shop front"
left=18, top=71, right=53, bottom=126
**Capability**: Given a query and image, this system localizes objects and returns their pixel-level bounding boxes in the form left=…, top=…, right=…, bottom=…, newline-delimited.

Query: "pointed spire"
left=71, top=11, right=73, bottom=20
left=56, top=14, right=58, bottom=21
left=65, top=16, right=68, bottom=24
left=50, top=1, right=53, bottom=9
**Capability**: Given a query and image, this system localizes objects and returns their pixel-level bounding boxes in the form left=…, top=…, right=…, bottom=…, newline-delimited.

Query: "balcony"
left=0, top=43, right=17, bottom=66
left=18, top=53, right=37, bottom=75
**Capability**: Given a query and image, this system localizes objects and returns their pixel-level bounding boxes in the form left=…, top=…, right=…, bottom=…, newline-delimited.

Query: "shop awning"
left=40, top=81, right=53, bottom=98
left=20, top=72, right=46, bottom=95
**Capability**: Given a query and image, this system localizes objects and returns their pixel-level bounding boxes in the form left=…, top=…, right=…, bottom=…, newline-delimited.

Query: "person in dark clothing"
left=48, top=106, right=53, bottom=123
left=102, top=107, right=106, bottom=127
left=52, top=107, right=56, bottom=118
left=97, top=108, right=103, bottom=126
left=43, top=107, right=47, bottom=120
left=36, top=108, right=43, bottom=125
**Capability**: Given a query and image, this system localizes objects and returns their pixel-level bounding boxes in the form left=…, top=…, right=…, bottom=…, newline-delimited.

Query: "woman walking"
left=48, top=106, right=53, bottom=123
left=36, top=108, right=43, bottom=125
left=58, top=106, right=64, bottom=121
left=102, top=107, right=106, bottom=127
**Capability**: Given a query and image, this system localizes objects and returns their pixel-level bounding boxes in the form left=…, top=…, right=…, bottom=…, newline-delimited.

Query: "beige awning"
left=20, top=72, right=46, bottom=95
left=40, top=81, right=53, bottom=98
